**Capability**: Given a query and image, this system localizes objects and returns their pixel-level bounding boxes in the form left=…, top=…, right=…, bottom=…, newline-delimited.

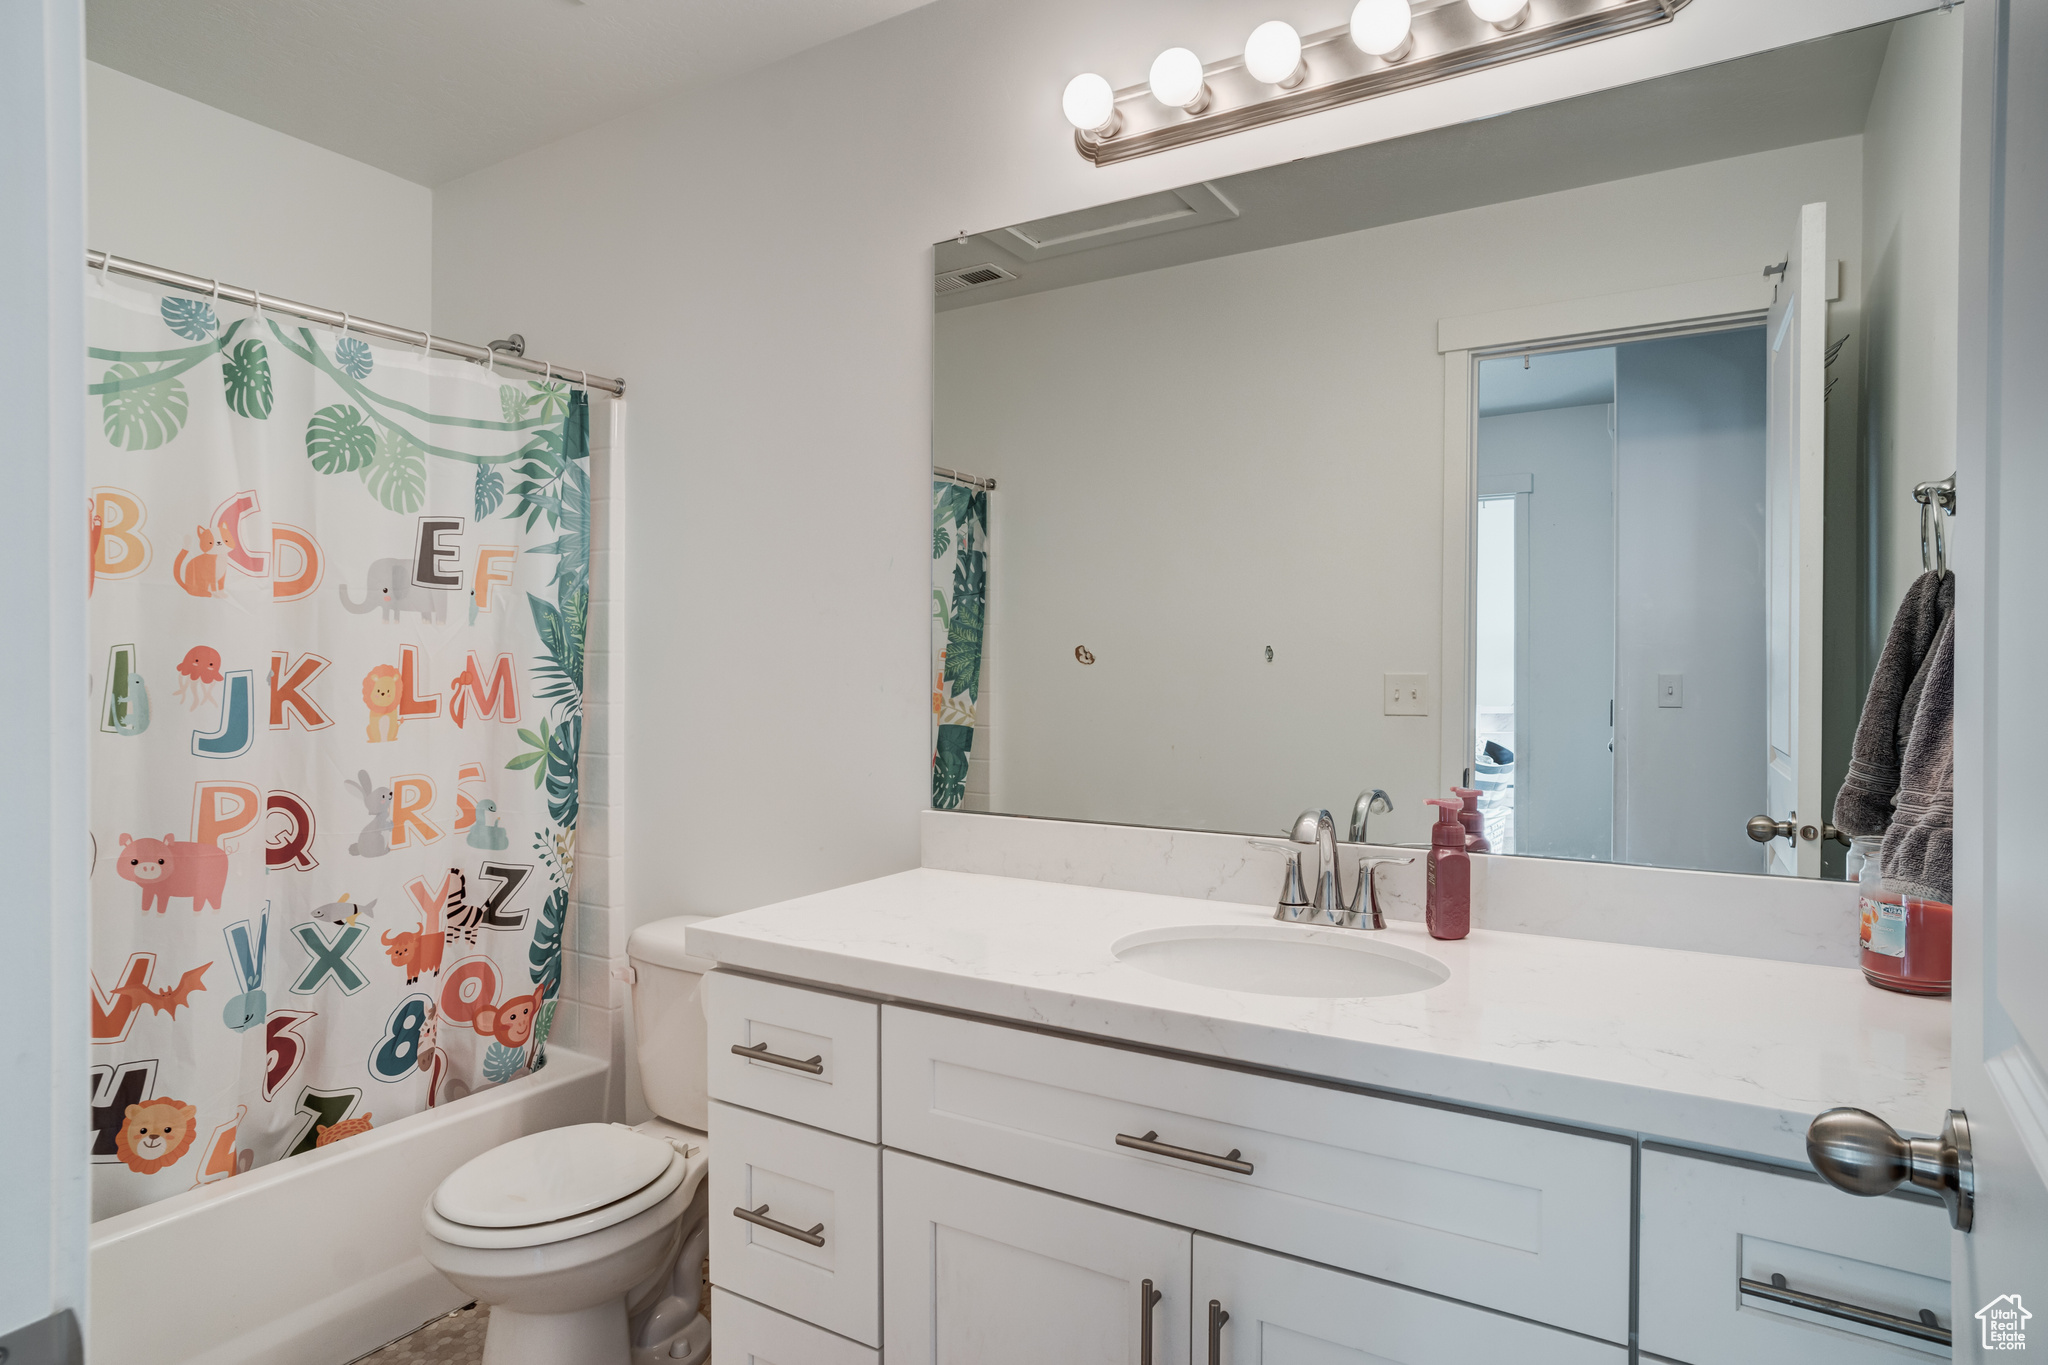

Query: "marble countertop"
left=683, top=867, right=1950, bottom=1166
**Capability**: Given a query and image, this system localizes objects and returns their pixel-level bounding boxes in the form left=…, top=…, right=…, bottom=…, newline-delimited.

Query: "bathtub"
left=89, top=1048, right=608, bottom=1364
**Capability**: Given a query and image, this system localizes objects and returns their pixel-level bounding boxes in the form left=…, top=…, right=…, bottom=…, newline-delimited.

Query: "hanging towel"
left=1884, top=609, right=1954, bottom=901
left=1834, top=571, right=1953, bottom=836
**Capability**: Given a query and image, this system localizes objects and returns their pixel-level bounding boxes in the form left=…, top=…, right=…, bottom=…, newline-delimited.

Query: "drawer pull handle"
left=732, top=1041, right=824, bottom=1075
left=1115, top=1129, right=1254, bottom=1175
left=1207, top=1299, right=1230, bottom=1365
left=1739, top=1274, right=1949, bottom=1346
left=1139, top=1278, right=1162, bottom=1364
left=733, top=1203, right=826, bottom=1247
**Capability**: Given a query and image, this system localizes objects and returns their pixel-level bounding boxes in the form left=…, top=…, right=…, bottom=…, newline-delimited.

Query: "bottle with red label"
left=1855, top=836, right=1950, bottom=996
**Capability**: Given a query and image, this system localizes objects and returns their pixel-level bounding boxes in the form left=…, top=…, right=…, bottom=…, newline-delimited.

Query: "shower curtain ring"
left=544, top=360, right=553, bottom=382
left=97, top=251, right=113, bottom=285
left=340, top=311, right=351, bottom=336
left=579, top=369, right=588, bottom=389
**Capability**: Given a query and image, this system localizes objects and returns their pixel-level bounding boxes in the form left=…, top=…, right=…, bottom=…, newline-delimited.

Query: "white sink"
left=1111, top=923, right=1449, bottom=999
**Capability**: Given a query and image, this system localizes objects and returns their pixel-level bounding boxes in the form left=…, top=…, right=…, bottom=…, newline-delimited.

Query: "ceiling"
left=937, top=21, right=1896, bottom=311
left=1478, top=348, right=1616, bottom=418
left=86, top=0, right=939, bottom=185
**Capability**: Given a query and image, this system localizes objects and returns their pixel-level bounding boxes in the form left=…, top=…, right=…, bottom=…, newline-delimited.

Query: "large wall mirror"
left=930, top=10, right=1961, bottom=881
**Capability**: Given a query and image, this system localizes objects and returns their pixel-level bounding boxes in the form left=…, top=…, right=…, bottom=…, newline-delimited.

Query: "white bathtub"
left=89, top=1049, right=608, bottom=1365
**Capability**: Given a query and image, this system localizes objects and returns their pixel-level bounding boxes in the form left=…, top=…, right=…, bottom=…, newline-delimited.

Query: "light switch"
left=1384, top=673, right=1429, bottom=716
left=1658, top=673, right=1683, bottom=708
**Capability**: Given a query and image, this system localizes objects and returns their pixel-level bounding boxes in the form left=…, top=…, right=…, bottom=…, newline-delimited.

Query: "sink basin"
left=1111, top=924, right=1449, bottom=999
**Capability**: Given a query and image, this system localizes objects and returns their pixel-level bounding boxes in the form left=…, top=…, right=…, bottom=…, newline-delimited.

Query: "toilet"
left=419, top=916, right=719, bottom=1365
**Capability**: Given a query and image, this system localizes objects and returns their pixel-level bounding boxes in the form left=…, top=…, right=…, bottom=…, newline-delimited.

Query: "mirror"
left=930, top=12, right=1962, bottom=879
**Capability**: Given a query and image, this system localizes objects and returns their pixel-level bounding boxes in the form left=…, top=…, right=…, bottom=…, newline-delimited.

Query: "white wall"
left=936, top=139, right=1860, bottom=846
left=1859, top=8, right=1964, bottom=628
left=425, top=0, right=1930, bottom=925
left=3, top=0, right=88, bottom=1351
left=1613, top=327, right=1770, bottom=875
left=1479, top=403, right=1616, bottom=861
left=86, top=63, right=432, bottom=326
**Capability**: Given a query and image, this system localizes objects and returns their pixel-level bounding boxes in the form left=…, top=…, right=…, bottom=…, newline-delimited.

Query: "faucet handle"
left=1274, top=851, right=1311, bottom=922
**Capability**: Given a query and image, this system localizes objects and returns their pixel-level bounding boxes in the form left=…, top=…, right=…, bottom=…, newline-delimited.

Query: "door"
left=1952, top=0, right=2048, bottom=1348
left=882, top=1150, right=1193, bottom=1365
left=1762, top=201, right=1827, bottom=876
left=1193, top=1235, right=1624, bottom=1364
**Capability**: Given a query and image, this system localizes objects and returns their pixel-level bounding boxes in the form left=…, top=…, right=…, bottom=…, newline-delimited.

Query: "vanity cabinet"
left=880, top=1003, right=1633, bottom=1343
left=703, top=975, right=1943, bottom=1365
left=883, top=1150, right=1192, bottom=1365
left=1194, top=1234, right=1626, bottom=1365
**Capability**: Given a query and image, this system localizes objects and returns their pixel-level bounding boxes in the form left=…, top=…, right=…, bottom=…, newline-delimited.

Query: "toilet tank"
left=626, top=915, right=718, bottom=1130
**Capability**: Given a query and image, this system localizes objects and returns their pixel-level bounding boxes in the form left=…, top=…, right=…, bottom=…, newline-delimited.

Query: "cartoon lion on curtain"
left=115, top=1098, right=199, bottom=1174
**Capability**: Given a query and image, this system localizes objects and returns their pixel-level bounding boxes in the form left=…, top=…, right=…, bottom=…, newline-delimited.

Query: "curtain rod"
left=86, top=249, right=625, bottom=398
left=934, top=465, right=995, bottom=490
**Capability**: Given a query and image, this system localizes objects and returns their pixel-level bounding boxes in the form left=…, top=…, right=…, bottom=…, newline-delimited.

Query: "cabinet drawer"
left=1197, top=1233, right=1626, bottom=1364
left=705, top=972, right=879, bottom=1141
left=882, top=1005, right=1631, bottom=1343
left=708, top=1100, right=880, bottom=1346
left=883, top=1149, right=1192, bottom=1365
left=1640, top=1146, right=1951, bottom=1363
left=710, top=1288, right=878, bottom=1365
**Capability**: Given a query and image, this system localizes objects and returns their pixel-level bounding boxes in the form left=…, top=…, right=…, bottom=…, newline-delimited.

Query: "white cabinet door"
left=883, top=1149, right=1192, bottom=1365
left=1193, top=1235, right=1625, bottom=1365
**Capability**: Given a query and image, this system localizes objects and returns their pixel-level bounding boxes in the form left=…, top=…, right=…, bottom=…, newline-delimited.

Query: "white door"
left=1193, top=1235, right=1624, bottom=1364
left=1951, top=0, right=2048, bottom=1348
left=882, top=1150, right=1193, bottom=1365
left=1762, top=200, right=1828, bottom=876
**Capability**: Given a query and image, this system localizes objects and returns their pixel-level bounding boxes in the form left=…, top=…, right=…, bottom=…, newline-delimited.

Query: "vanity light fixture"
left=1062, top=72, right=1122, bottom=140
left=1466, top=0, right=1532, bottom=31
left=1149, top=47, right=1213, bottom=114
left=1244, top=21, right=1310, bottom=88
left=1350, top=0, right=1414, bottom=61
left=1062, top=0, right=1688, bottom=166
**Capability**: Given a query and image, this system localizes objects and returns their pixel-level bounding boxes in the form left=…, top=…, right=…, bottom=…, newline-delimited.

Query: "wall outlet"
left=1384, top=673, right=1429, bottom=716
left=1658, top=673, right=1684, bottom=708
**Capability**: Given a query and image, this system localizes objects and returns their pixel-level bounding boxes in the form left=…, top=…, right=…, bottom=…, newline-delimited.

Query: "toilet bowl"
left=420, top=1122, right=709, bottom=1365
left=419, top=916, right=720, bottom=1365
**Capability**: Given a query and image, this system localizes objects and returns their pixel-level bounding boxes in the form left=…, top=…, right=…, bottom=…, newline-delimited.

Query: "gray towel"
left=1834, top=571, right=1953, bottom=836
left=1883, top=609, right=1954, bottom=902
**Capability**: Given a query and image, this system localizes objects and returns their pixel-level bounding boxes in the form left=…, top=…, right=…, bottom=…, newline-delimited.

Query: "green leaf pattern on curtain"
left=360, top=426, right=428, bottom=512
left=931, top=479, right=990, bottom=810
left=100, top=362, right=191, bottom=450
left=220, top=338, right=273, bottom=419
left=305, top=403, right=378, bottom=473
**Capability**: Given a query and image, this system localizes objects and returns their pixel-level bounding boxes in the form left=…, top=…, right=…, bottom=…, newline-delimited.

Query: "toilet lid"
left=433, top=1123, right=674, bottom=1229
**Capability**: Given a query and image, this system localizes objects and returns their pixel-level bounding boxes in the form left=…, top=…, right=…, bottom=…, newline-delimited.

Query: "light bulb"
left=1350, top=0, right=1413, bottom=59
left=1061, top=73, right=1120, bottom=138
left=1466, top=0, right=1530, bottom=31
left=1244, top=21, right=1307, bottom=89
left=1148, top=47, right=1211, bottom=114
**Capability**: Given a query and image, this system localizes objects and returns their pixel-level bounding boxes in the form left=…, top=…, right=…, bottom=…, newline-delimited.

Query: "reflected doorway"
left=1473, top=327, right=1769, bottom=873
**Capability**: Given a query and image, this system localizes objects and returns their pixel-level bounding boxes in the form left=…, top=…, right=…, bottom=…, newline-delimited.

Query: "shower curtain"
left=931, top=479, right=987, bottom=810
left=87, top=274, right=587, bottom=1219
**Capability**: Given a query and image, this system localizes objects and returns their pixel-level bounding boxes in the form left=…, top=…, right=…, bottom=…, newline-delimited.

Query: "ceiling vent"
left=935, top=262, right=1017, bottom=295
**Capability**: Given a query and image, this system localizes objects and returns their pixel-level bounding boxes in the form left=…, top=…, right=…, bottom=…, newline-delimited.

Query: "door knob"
left=1806, top=1107, right=1973, bottom=1231
left=1747, top=815, right=1795, bottom=843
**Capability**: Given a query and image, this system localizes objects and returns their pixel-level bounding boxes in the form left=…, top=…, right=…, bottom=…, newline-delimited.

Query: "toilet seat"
left=425, top=1124, right=694, bottom=1250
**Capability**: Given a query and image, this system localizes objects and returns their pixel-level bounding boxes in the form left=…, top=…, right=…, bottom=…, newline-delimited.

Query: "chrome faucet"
left=1272, top=807, right=1408, bottom=930
left=1349, top=788, right=1393, bottom=845
left=1292, top=809, right=1361, bottom=928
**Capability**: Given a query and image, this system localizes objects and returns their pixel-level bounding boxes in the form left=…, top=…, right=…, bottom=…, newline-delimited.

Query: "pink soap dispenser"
left=1424, top=799, right=1471, bottom=940
left=1451, top=787, right=1491, bottom=853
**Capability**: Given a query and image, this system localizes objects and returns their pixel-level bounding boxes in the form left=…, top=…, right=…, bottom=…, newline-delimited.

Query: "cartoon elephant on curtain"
left=339, top=559, right=453, bottom=624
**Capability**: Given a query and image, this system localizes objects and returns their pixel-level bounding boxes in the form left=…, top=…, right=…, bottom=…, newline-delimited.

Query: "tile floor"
left=351, top=1303, right=486, bottom=1365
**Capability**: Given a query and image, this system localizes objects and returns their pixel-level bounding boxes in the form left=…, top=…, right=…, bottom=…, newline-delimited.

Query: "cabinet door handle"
left=1740, top=1274, right=1950, bottom=1346
left=1115, top=1130, right=1253, bottom=1175
left=1139, top=1278, right=1162, bottom=1364
left=1207, top=1299, right=1230, bottom=1365
left=731, top=1041, right=824, bottom=1075
left=733, top=1203, right=826, bottom=1247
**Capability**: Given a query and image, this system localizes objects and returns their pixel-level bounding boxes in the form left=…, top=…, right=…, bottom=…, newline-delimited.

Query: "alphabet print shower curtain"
left=87, top=274, right=588, bottom=1218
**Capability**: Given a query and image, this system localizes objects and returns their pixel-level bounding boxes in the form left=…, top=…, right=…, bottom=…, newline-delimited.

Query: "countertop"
left=680, top=867, right=1949, bottom=1166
